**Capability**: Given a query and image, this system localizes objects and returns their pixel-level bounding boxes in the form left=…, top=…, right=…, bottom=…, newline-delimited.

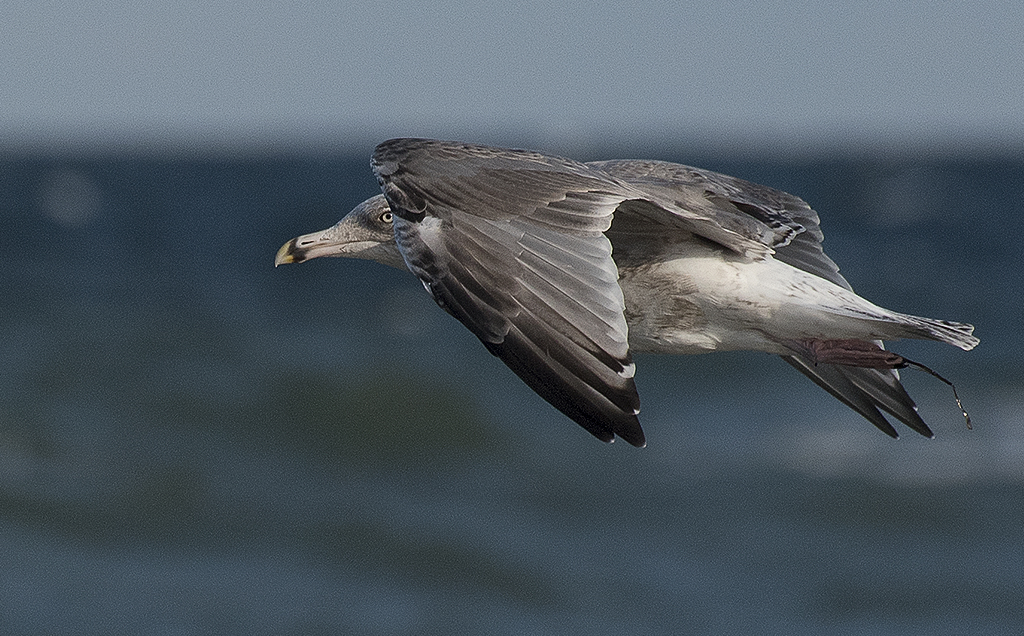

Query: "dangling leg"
left=788, top=338, right=906, bottom=368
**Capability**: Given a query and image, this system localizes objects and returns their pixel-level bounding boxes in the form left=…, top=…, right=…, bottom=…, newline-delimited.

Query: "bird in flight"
left=276, top=139, right=978, bottom=447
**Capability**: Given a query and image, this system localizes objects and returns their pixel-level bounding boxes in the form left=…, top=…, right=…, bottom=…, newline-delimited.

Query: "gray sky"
left=3, top=0, right=1022, bottom=153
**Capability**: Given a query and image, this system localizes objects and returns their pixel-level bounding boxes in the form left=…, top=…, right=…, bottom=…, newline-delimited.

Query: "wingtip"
left=618, top=427, right=647, bottom=448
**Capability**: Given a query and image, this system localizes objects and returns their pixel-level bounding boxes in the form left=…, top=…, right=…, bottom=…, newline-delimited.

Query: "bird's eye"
left=380, top=212, right=393, bottom=224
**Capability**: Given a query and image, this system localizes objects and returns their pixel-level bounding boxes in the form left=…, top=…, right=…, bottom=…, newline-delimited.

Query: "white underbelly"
left=618, top=250, right=895, bottom=355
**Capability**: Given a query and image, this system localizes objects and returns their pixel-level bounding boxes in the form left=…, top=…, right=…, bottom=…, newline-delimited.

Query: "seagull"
left=275, top=138, right=979, bottom=447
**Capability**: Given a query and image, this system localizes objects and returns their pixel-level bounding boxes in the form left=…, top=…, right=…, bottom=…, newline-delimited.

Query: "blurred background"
left=2, top=1, right=1023, bottom=634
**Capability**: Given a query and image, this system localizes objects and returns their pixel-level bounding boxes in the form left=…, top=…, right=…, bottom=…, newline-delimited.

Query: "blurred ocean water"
left=1, top=148, right=1022, bottom=635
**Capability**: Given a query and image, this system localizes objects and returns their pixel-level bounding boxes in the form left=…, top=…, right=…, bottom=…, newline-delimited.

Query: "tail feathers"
left=782, top=355, right=933, bottom=438
left=895, top=314, right=979, bottom=352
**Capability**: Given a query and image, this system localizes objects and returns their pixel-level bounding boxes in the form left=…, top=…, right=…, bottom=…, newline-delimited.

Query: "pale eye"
left=380, top=211, right=393, bottom=224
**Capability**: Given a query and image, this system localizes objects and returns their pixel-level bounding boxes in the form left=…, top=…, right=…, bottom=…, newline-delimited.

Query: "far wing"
left=590, top=159, right=851, bottom=290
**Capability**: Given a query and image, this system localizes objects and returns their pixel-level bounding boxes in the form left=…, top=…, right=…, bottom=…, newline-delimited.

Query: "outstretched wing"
left=371, top=138, right=645, bottom=446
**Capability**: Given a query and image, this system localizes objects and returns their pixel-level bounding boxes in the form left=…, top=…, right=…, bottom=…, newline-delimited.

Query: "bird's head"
left=274, top=194, right=406, bottom=269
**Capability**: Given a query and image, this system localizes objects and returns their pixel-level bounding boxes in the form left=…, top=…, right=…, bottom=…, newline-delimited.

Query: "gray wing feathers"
left=430, top=217, right=644, bottom=445
left=373, top=138, right=644, bottom=445
left=592, top=159, right=851, bottom=288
